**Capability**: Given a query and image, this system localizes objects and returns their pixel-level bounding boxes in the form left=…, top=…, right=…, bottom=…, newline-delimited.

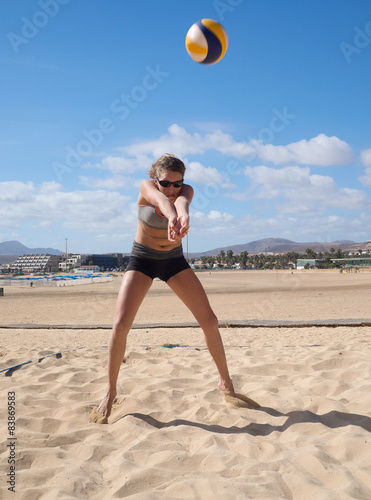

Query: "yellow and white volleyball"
left=185, top=19, right=228, bottom=65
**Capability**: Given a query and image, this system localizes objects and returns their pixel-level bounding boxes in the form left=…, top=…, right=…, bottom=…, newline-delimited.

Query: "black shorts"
left=125, top=241, right=191, bottom=282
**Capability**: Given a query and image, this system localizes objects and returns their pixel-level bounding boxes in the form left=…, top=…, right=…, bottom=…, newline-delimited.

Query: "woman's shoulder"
left=138, top=179, right=156, bottom=205
left=179, top=183, right=194, bottom=201
left=139, top=179, right=155, bottom=192
left=181, top=183, right=193, bottom=192
left=141, top=179, right=154, bottom=186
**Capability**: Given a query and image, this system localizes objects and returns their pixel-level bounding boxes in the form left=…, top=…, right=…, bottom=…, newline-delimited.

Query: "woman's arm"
left=173, top=184, right=194, bottom=213
left=173, top=185, right=194, bottom=238
left=139, top=180, right=177, bottom=220
left=139, top=181, right=194, bottom=241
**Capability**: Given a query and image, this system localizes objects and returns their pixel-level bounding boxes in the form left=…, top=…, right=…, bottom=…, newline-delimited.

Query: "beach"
left=0, top=270, right=370, bottom=499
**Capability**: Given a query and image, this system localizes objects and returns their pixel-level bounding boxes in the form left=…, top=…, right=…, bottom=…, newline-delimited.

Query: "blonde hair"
left=147, top=154, right=186, bottom=179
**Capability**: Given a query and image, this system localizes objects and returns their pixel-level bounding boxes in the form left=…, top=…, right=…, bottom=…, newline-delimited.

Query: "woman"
left=93, top=154, right=236, bottom=422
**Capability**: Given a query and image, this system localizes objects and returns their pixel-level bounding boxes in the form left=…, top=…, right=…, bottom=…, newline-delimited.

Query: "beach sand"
left=0, top=270, right=370, bottom=499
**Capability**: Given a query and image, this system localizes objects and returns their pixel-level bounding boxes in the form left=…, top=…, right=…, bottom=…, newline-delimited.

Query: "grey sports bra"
left=138, top=204, right=168, bottom=230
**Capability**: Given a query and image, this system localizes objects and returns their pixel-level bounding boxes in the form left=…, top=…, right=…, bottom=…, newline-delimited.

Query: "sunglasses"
left=156, top=176, right=184, bottom=188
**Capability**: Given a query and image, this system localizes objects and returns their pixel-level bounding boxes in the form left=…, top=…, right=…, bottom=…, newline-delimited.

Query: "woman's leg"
left=97, top=270, right=153, bottom=418
left=167, top=269, right=234, bottom=394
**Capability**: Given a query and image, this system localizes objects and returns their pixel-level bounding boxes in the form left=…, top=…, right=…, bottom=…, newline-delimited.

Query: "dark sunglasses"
left=156, top=176, right=184, bottom=188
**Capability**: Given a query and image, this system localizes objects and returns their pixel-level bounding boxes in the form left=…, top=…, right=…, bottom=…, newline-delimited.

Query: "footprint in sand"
left=223, top=392, right=260, bottom=409
left=89, top=407, right=108, bottom=424
left=89, top=393, right=260, bottom=425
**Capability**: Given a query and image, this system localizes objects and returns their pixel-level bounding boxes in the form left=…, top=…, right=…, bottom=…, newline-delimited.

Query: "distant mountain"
left=195, top=238, right=294, bottom=256
left=0, top=240, right=64, bottom=256
left=0, top=255, right=18, bottom=265
left=332, top=240, right=356, bottom=244
left=189, top=238, right=367, bottom=257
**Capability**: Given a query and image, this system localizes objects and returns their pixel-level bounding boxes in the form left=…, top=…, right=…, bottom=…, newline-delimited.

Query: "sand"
left=0, top=270, right=370, bottom=499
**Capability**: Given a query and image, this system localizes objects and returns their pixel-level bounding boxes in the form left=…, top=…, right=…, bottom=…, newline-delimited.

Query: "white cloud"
left=82, top=154, right=151, bottom=174
left=244, top=165, right=369, bottom=214
left=121, top=124, right=205, bottom=159
left=84, top=127, right=353, bottom=193
left=359, top=148, right=371, bottom=187
left=203, top=130, right=256, bottom=158
left=189, top=209, right=234, bottom=235
left=79, top=175, right=141, bottom=190
left=120, top=124, right=256, bottom=161
left=100, top=155, right=148, bottom=174
left=255, top=134, right=354, bottom=166
left=359, top=169, right=371, bottom=187
left=245, top=165, right=311, bottom=189
left=360, top=148, right=371, bottom=167
left=118, top=125, right=352, bottom=167
left=233, top=212, right=370, bottom=244
left=0, top=181, right=135, bottom=233
left=186, top=161, right=235, bottom=187
left=0, top=180, right=35, bottom=202
left=208, top=210, right=234, bottom=223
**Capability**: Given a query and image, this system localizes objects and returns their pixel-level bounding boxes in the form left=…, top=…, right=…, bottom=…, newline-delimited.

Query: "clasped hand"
left=168, top=214, right=189, bottom=242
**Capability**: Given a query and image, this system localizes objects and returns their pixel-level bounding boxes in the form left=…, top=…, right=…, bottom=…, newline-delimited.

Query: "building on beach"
left=330, top=257, right=371, bottom=267
left=75, top=264, right=100, bottom=273
left=296, top=259, right=328, bottom=269
left=297, top=256, right=371, bottom=269
left=91, top=253, right=128, bottom=270
left=59, top=254, right=83, bottom=271
left=11, top=254, right=63, bottom=272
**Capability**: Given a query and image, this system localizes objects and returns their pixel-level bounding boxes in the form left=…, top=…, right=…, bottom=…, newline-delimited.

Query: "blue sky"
left=1, top=0, right=371, bottom=254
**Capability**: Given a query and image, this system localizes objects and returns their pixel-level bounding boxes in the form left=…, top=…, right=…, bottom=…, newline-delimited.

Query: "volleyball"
left=185, top=19, right=228, bottom=65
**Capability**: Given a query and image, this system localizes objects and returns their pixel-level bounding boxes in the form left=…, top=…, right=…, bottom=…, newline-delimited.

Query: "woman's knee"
left=199, top=310, right=219, bottom=331
left=112, top=317, right=132, bottom=336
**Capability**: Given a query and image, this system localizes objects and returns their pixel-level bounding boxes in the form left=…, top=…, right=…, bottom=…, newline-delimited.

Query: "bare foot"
left=218, top=379, right=235, bottom=394
left=89, top=390, right=117, bottom=424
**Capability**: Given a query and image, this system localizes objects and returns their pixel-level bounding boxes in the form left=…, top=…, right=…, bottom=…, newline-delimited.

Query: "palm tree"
left=207, top=256, right=216, bottom=268
left=324, top=251, right=332, bottom=263
left=305, top=248, right=316, bottom=259
left=217, top=250, right=226, bottom=267
left=286, top=251, right=299, bottom=266
left=239, top=251, right=248, bottom=269
left=226, top=250, right=234, bottom=268
left=253, top=254, right=262, bottom=269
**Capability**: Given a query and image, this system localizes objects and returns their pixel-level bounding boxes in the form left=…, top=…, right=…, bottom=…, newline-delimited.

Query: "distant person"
left=91, top=154, right=257, bottom=423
